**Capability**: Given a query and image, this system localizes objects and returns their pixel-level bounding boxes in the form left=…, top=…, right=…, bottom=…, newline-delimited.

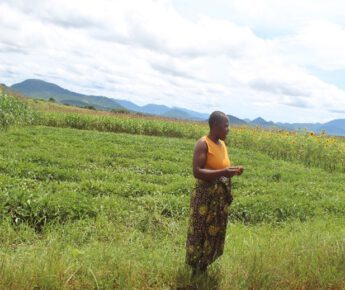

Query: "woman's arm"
left=192, top=139, right=239, bottom=181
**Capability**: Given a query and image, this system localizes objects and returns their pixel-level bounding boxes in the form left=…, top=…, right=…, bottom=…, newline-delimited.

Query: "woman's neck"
left=207, top=132, right=220, bottom=145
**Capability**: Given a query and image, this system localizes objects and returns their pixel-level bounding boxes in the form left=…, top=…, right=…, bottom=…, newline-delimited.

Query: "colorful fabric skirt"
left=185, top=176, right=233, bottom=268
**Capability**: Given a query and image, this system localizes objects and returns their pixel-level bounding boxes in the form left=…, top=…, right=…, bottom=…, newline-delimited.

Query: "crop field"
left=0, top=91, right=345, bottom=289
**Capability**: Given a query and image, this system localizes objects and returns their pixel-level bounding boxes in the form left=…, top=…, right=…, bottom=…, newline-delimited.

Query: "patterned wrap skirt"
left=185, top=176, right=233, bottom=268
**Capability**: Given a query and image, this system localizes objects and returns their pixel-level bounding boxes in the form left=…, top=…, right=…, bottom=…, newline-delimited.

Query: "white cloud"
left=196, top=0, right=345, bottom=35
left=273, top=21, right=345, bottom=70
left=1, top=0, right=345, bottom=123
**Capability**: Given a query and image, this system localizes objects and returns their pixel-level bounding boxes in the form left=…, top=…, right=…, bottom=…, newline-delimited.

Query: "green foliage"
left=31, top=109, right=345, bottom=173
left=37, top=111, right=207, bottom=138
left=2, top=89, right=345, bottom=174
left=0, top=187, right=98, bottom=231
left=1, top=126, right=344, bottom=229
left=0, top=92, right=38, bottom=129
left=0, top=100, right=344, bottom=288
left=229, top=126, right=345, bottom=173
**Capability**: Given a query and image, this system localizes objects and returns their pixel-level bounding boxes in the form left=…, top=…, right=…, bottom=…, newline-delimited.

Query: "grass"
left=1, top=92, right=345, bottom=288
left=0, top=216, right=344, bottom=289
left=2, top=92, right=345, bottom=172
left=32, top=99, right=345, bottom=173
left=0, top=126, right=344, bottom=289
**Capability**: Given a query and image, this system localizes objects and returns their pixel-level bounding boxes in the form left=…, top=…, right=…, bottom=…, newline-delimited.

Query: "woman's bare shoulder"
left=195, top=136, right=207, bottom=150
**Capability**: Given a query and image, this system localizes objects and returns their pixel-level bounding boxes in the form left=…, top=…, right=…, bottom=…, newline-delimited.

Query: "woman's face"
left=217, top=117, right=229, bottom=140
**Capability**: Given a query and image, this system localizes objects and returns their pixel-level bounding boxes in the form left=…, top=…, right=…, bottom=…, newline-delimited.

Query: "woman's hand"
left=236, top=165, right=244, bottom=176
left=224, top=166, right=244, bottom=177
left=222, top=167, right=240, bottom=178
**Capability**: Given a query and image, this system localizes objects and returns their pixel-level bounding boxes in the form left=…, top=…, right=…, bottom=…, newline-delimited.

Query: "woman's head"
left=208, top=111, right=229, bottom=140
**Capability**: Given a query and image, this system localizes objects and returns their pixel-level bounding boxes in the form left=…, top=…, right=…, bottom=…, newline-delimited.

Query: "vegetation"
left=0, top=91, right=38, bottom=129
left=230, top=126, right=345, bottom=173
left=83, top=105, right=97, bottom=110
left=17, top=95, right=345, bottom=173
left=0, top=91, right=344, bottom=288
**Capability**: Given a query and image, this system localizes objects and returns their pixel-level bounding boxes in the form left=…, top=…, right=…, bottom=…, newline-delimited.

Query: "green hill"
left=228, top=114, right=248, bottom=125
left=162, top=108, right=194, bottom=119
left=9, top=79, right=245, bottom=122
left=11, top=79, right=124, bottom=110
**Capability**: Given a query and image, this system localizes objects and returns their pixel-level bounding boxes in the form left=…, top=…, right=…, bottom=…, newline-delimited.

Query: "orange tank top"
left=203, top=135, right=231, bottom=170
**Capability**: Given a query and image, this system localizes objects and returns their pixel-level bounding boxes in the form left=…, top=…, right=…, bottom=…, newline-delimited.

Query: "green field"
left=0, top=92, right=345, bottom=289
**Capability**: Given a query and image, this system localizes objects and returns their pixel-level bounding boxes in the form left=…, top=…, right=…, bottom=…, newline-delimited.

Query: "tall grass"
left=35, top=111, right=207, bottom=138
left=0, top=216, right=343, bottom=289
left=0, top=91, right=38, bottom=129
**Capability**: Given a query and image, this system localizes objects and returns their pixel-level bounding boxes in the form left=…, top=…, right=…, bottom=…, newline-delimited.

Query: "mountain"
left=251, top=117, right=345, bottom=136
left=11, top=79, right=124, bottom=110
left=162, top=108, right=193, bottom=119
left=113, top=101, right=207, bottom=120
left=228, top=115, right=248, bottom=125
left=174, top=107, right=209, bottom=120
left=115, top=100, right=143, bottom=112
left=251, top=117, right=275, bottom=127
left=140, top=104, right=170, bottom=115
left=9, top=79, right=211, bottom=121
left=274, top=120, right=345, bottom=136
left=321, top=119, right=345, bottom=136
left=276, top=122, right=321, bottom=132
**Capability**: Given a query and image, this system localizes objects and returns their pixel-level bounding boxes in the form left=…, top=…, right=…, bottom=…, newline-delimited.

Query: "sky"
left=1, top=0, right=345, bottom=123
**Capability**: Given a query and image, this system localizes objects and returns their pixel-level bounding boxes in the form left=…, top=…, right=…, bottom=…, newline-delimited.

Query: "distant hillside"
left=321, top=119, right=345, bottom=136
left=162, top=108, right=193, bottom=119
left=276, top=122, right=322, bottom=132
left=228, top=115, right=248, bottom=125
left=11, top=79, right=124, bottom=110
left=251, top=117, right=275, bottom=127
left=115, top=102, right=208, bottom=120
left=140, top=104, right=171, bottom=115
left=115, top=100, right=143, bottom=112
left=252, top=117, right=345, bottom=136
left=9, top=79, right=213, bottom=121
left=175, top=107, right=209, bottom=120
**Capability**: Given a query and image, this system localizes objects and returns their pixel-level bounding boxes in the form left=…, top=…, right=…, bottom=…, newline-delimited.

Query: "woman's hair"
left=208, top=111, right=227, bottom=129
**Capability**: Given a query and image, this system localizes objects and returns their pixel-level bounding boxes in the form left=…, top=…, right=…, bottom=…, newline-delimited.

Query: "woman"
left=185, top=111, right=244, bottom=276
